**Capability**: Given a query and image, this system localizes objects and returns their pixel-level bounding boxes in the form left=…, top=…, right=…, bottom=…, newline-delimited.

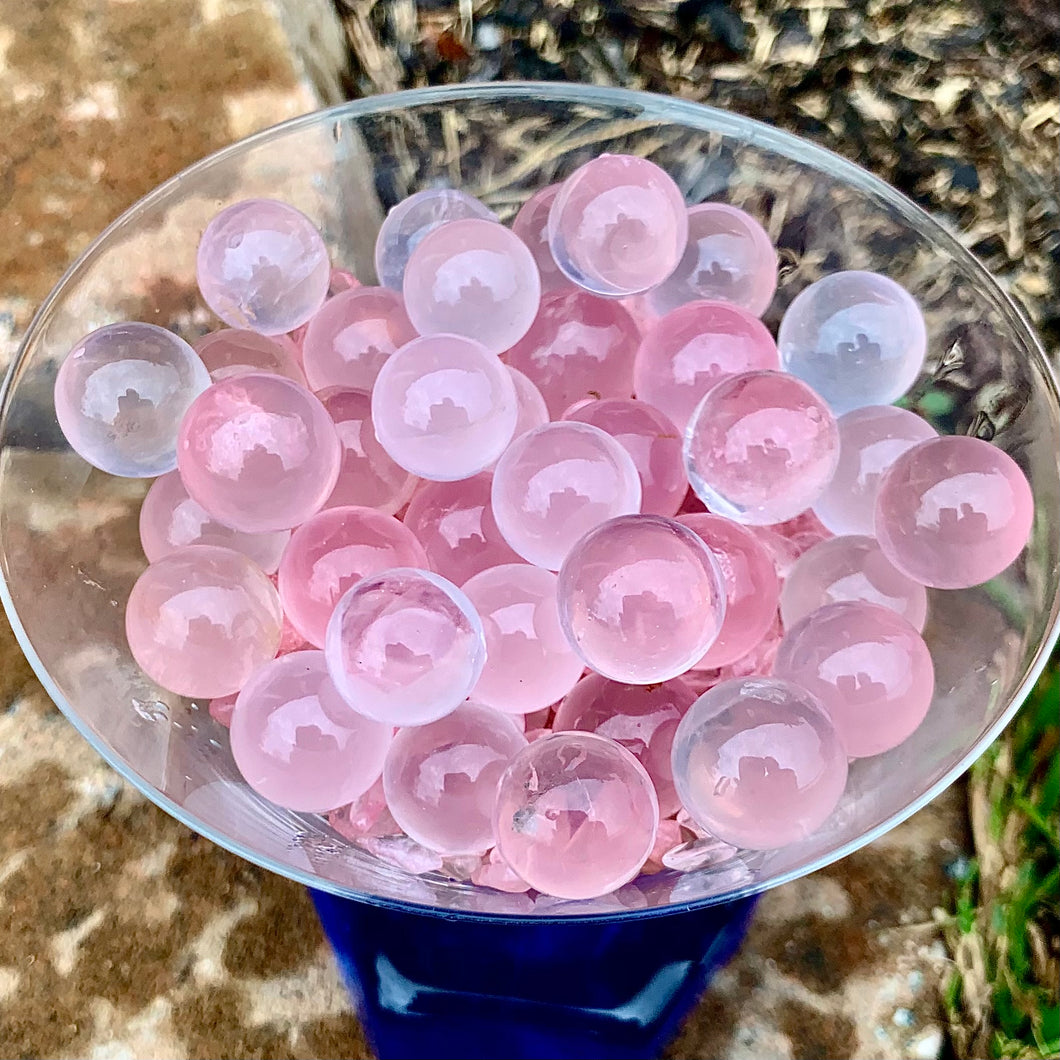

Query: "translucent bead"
left=505, top=291, right=640, bottom=418
left=547, top=154, right=688, bottom=297
left=778, top=271, right=928, bottom=414
left=382, top=701, right=528, bottom=854
left=684, top=370, right=839, bottom=525
left=875, top=435, right=1034, bottom=589
left=633, top=300, right=780, bottom=431
left=677, top=513, right=781, bottom=668
left=649, top=203, right=777, bottom=317
left=54, top=322, right=211, bottom=478
left=139, top=470, right=290, bottom=574
left=375, top=188, right=498, bottom=291
left=325, top=568, right=486, bottom=726
left=491, top=422, right=642, bottom=570
left=814, top=405, right=937, bottom=536
left=671, top=676, right=847, bottom=849
left=277, top=505, right=429, bottom=648
left=781, top=535, right=928, bottom=632
left=230, top=650, right=392, bottom=812
left=511, top=184, right=575, bottom=295
left=557, top=514, right=726, bottom=683
left=553, top=673, right=695, bottom=816
left=125, top=545, right=282, bottom=698
left=371, top=334, right=518, bottom=480
left=493, top=731, right=659, bottom=899
left=177, top=372, right=341, bottom=532
left=505, top=366, right=550, bottom=442
left=402, top=218, right=541, bottom=353
left=302, top=286, right=417, bottom=393
left=194, top=328, right=307, bottom=386
left=774, top=601, right=935, bottom=757
left=196, top=198, right=330, bottom=334
left=462, top=563, right=584, bottom=715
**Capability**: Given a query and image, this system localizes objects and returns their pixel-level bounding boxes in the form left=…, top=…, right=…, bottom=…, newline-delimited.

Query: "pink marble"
left=504, top=365, right=550, bottom=442
left=194, top=328, right=307, bottom=386
left=512, top=184, right=576, bottom=295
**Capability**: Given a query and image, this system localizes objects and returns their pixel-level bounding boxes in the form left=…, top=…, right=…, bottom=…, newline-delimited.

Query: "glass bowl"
left=1, top=82, right=1057, bottom=919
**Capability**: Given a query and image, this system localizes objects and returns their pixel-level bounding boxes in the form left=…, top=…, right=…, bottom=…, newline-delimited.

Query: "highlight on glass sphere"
left=125, top=545, right=282, bottom=699
left=511, top=184, right=575, bottom=295
left=402, top=218, right=541, bottom=353
left=196, top=198, right=331, bottom=334
left=504, top=366, right=550, bottom=444
left=177, top=372, right=341, bottom=533
left=874, top=435, right=1034, bottom=589
left=194, top=328, right=307, bottom=386
left=491, top=421, right=642, bottom=570
left=229, top=650, right=393, bottom=813
left=778, top=270, right=928, bottom=415
left=557, top=514, right=726, bottom=684
left=325, top=567, right=486, bottom=726
left=547, top=154, right=689, bottom=297
left=382, top=701, right=528, bottom=855
left=774, top=601, right=935, bottom=758
left=683, top=369, right=839, bottom=525
left=671, top=676, right=848, bottom=850
left=54, top=322, right=211, bottom=478
left=493, top=731, right=660, bottom=899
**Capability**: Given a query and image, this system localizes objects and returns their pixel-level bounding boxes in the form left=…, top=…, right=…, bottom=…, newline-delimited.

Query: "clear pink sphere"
left=301, top=287, right=417, bottom=393
left=774, top=601, right=935, bottom=757
left=371, top=334, right=518, bottom=480
left=671, top=676, right=847, bottom=849
left=512, top=184, right=576, bottom=295
left=684, top=370, right=839, bottom=525
left=194, top=329, right=307, bottom=386
left=875, top=435, right=1034, bottom=589
left=196, top=198, right=330, bottom=335
left=494, top=731, right=659, bottom=899
left=781, top=534, right=928, bottom=632
left=177, top=372, right=341, bottom=532
left=125, top=545, right=282, bottom=698
left=139, top=470, right=290, bottom=573
left=325, top=567, right=486, bottom=725
left=504, top=291, right=640, bottom=418
left=557, top=514, right=726, bottom=683
left=491, top=422, right=642, bottom=570
left=277, top=505, right=429, bottom=648
left=230, top=650, right=392, bottom=812
left=462, top=563, right=584, bottom=715
left=677, top=512, right=781, bottom=668
left=814, top=405, right=938, bottom=535
left=505, top=366, right=550, bottom=442
left=54, top=322, right=211, bottom=478
left=547, top=154, right=689, bottom=297
left=402, top=218, right=541, bottom=353
left=554, top=673, right=695, bottom=816
left=633, top=300, right=780, bottom=431
left=649, top=204, right=778, bottom=317
left=382, top=701, right=528, bottom=854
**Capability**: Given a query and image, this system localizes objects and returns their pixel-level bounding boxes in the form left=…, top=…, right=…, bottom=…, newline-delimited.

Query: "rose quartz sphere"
left=505, top=366, right=550, bottom=442
left=230, top=650, right=392, bottom=812
left=462, top=564, right=584, bottom=715
left=194, top=329, right=307, bottom=386
left=633, top=300, right=780, bottom=431
left=677, top=512, right=781, bottom=668
left=649, top=203, right=778, bottom=317
left=512, top=184, right=576, bottom=295
left=774, top=601, right=935, bottom=757
left=781, top=535, right=928, bottom=632
left=491, top=422, right=642, bottom=570
left=196, top=198, right=330, bottom=335
left=684, top=370, right=839, bottom=525
left=547, top=154, right=689, bottom=297
left=554, top=673, right=695, bottom=816
left=402, top=218, right=541, bottom=353
left=876, top=435, right=1034, bottom=589
left=277, top=505, right=429, bottom=648
left=125, top=545, right=282, bottom=698
left=814, top=405, right=938, bottom=536
left=382, top=701, right=528, bottom=854
left=494, top=731, right=660, bottom=899
left=505, top=290, right=641, bottom=418
left=671, top=676, right=848, bottom=849
left=302, top=287, right=417, bottom=393
left=557, top=514, right=726, bottom=684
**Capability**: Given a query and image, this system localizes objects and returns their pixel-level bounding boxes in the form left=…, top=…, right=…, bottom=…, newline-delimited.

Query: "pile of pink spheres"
left=53, top=153, right=1036, bottom=902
